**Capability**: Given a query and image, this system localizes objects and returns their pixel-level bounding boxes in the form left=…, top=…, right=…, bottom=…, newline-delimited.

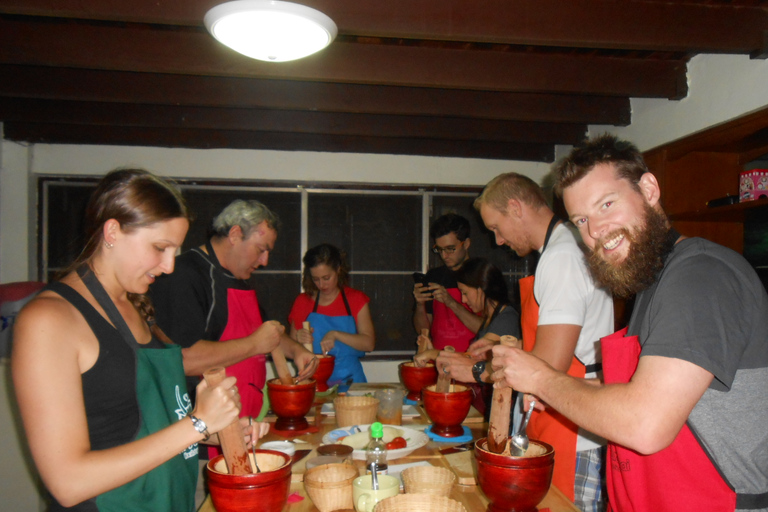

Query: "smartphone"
left=412, top=272, right=430, bottom=287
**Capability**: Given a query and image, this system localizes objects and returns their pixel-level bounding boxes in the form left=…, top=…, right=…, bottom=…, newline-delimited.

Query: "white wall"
left=590, top=54, right=768, bottom=150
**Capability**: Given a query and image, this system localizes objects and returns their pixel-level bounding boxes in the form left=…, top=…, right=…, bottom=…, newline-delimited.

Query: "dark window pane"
left=349, top=274, right=416, bottom=352
left=308, top=193, right=422, bottom=271
left=248, top=272, right=302, bottom=326
left=44, top=181, right=97, bottom=275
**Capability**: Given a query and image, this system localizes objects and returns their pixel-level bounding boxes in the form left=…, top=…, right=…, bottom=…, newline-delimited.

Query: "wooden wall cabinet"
left=643, top=106, right=768, bottom=254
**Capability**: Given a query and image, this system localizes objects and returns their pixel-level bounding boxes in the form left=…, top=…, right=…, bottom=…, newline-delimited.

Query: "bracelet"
left=189, top=415, right=210, bottom=442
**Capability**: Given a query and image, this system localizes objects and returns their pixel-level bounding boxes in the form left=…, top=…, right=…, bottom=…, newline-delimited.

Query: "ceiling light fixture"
left=205, top=0, right=337, bottom=63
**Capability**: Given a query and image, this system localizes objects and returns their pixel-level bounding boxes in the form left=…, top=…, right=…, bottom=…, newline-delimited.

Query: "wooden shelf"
left=669, top=199, right=768, bottom=222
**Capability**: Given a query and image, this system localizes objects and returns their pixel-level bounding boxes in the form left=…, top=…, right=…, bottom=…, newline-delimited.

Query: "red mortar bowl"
left=312, top=355, right=335, bottom=392
left=422, top=383, right=473, bottom=437
left=266, top=378, right=316, bottom=431
left=206, top=451, right=292, bottom=512
left=399, top=361, right=438, bottom=401
left=475, top=438, right=554, bottom=512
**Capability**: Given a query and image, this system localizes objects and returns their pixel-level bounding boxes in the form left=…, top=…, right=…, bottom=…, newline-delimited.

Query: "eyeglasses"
left=432, top=241, right=463, bottom=255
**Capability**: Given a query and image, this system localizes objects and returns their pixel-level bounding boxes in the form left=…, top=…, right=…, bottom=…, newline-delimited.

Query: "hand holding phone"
left=412, top=272, right=433, bottom=300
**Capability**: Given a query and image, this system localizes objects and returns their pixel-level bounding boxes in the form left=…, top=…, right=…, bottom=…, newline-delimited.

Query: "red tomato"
left=385, top=437, right=407, bottom=450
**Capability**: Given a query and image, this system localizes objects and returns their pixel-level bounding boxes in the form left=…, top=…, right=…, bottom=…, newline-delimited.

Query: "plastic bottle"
left=365, top=422, right=388, bottom=475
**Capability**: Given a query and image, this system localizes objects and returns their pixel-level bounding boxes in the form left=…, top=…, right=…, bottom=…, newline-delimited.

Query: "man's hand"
left=467, top=337, right=497, bottom=361
left=248, top=320, right=284, bottom=355
left=413, top=283, right=433, bottom=304
left=490, top=344, right=552, bottom=393
left=436, top=350, right=475, bottom=382
left=429, top=283, right=453, bottom=304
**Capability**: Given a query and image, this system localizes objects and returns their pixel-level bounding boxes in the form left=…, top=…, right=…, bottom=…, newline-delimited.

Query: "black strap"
left=77, top=265, right=141, bottom=349
left=583, top=362, right=602, bottom=374
left=737, top=491, right=768, bottom=509
left=312, top=287, right=353, bottom=316
left=541, top=214, right=561, bottom=254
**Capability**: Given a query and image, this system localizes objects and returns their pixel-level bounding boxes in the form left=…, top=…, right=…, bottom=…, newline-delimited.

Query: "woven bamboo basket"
left=334, top=396, right=379, bottom=427
left=402, top=466, right=456, bottom=497
left=373, top=493, right=467, bottom=512
left=303, top=463, right=358, bottom=512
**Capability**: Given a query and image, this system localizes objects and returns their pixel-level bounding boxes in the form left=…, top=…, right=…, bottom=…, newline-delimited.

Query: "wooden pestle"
left=301, top=321, right=313, bottom=353
left=271, top=344, right=296, bottom=385
left=202, top=367, right=253, bottom=475
left=486, top=335, right=520, bottom=454
left=435, top=345, right=456, bottom=392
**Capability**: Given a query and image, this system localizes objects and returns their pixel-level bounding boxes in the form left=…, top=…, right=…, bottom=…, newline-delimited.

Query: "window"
left=40, top=178, right=535, bottom=353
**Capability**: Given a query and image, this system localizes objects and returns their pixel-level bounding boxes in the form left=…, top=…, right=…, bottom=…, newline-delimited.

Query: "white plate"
left=321, top=424, right=429, bottom=461
left=320, top=403, right=420, bottom=418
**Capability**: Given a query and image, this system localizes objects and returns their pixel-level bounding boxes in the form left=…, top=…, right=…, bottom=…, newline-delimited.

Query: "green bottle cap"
left=370, top=422, right=384, bottom=438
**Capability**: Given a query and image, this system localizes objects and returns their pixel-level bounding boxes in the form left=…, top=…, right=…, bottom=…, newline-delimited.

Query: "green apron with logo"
left=79, top=267, right=198, bottom=512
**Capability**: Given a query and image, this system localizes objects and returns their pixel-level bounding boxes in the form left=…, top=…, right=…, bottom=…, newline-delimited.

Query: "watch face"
left=472, top=361, right=486, bottom=383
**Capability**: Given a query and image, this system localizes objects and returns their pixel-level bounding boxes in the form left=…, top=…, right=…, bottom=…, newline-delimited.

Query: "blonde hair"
left=474, top=172, right=548, bottom=213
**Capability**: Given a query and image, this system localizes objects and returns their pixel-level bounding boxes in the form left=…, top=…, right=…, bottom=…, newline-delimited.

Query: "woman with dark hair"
left=12, top=169, right=267, bottom=511
left=417, top=258, right=521, bottom=413
left=288, top=243, right=375, bottom=389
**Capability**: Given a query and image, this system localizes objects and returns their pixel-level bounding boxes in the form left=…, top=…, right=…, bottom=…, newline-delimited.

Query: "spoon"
left=369, top=462, right=379, bottom=490
left=251, top=442, right=262, bottom=473
left=510, top=400, right=536, bottom=456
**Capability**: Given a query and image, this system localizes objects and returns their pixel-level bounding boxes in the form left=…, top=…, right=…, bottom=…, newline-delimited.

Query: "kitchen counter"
left=198, top=387, right=578, bottom=512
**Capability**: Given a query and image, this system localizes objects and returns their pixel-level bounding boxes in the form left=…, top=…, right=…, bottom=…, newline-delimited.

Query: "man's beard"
left=586, top=204, right=673, bottom=298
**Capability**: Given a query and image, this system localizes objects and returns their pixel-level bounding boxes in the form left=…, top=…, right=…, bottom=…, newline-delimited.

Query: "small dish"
left=259, top=440, right=296, bottom=457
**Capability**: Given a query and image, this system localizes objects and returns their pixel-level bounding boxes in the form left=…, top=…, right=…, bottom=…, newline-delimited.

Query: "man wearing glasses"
left=412, top=213, right=482, bottom=351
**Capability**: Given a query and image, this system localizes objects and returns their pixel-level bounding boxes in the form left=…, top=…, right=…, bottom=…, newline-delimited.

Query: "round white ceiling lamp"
left=204, top=0, right=337, bottom=63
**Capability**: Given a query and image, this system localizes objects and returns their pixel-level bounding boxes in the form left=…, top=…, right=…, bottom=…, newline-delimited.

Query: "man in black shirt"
left=412, top=213, right=481, bottom=351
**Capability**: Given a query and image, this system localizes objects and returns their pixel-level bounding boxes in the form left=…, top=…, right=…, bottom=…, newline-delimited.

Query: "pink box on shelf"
left=739, top=169, right=768, bottom=202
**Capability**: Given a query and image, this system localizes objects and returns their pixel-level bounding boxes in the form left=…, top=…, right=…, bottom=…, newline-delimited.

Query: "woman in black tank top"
left=11, top=169, right=266, bottom=511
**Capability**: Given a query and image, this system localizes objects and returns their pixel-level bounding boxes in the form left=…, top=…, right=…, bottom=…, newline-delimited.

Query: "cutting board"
left=443, top=449, right=477, bottom=486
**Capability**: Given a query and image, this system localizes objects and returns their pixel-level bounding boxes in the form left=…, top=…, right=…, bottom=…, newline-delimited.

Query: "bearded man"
left=490, top=134, right=768, bottom=512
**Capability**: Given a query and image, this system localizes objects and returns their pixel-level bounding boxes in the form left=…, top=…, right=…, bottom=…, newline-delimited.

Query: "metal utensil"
left=369, top=462, right=379, bottom=490
left=251, top=442, right=262, bottom=473
left=510, top=400, right=536, bottom=456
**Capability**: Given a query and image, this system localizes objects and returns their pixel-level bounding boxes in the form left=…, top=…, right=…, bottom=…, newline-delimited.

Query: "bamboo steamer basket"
left=373, top=493, right=467, bottom=512
left=334, top=396, right=379, bottom=427
left=402, top=466, right=456, bottom=497
left=303, top=463, right=358, bottom=512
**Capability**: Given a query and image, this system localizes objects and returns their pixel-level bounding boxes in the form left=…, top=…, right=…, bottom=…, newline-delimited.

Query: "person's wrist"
left=189, top=414, right=211, bottom=442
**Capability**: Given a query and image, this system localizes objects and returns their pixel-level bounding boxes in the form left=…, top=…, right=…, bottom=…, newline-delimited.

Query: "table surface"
left=198, top=385, right=578, bottom=512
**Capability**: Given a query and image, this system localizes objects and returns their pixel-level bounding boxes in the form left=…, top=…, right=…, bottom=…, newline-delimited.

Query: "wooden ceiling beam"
left=0, top=0, right=765, bottom=54
left=0, top=97, right=588, bottom=144
left=0, top=65, right=631, bottom=125
left=2, top=122, right=555, bottom=161
left=0, top=16, right=687, bottom=98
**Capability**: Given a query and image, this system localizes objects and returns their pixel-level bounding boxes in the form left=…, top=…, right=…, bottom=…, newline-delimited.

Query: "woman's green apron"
left=79, top=267, right=198, bottom=512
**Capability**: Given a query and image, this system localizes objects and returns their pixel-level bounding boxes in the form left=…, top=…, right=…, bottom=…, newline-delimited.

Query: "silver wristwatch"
left=189, top=415, right=210, bottom=441
left=472, top=360, right=487, bottom=384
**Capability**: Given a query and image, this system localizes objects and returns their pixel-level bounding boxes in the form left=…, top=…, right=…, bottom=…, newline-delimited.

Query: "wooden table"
left=198, top=388, right=578, bottom=512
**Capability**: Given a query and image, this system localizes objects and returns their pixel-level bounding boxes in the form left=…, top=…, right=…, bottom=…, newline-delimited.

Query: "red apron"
left=219, top=288, right=267, bottom=418
left=601, top=328, right=736, bottom=512
left=519, top=274, right=582, bottom=502
left=431, top=287, right=476, bottom=352
left=208, top=288, right=266, bottom=459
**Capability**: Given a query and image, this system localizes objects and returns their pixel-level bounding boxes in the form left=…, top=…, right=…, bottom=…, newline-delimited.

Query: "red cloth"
left=288, top=286, right=369, bottom=330
left=602, top=328, right=736, bottom=512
